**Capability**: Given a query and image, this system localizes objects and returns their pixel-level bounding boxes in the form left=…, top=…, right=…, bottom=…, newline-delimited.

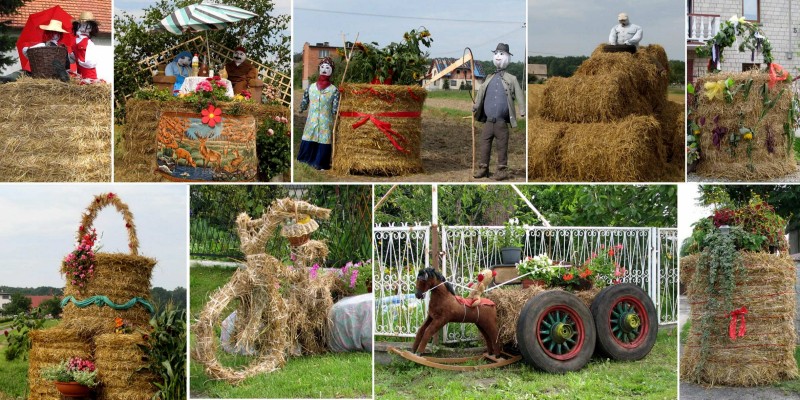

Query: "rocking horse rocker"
left=388, top=268, right=521, bottom=371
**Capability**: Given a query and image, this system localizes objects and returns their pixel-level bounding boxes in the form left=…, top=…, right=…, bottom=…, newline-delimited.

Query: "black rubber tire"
left=603, top=44, right=637, bottom=54
left=590, top=283, right=658, bottom=361
left=516, top=291, right=596, bottom=373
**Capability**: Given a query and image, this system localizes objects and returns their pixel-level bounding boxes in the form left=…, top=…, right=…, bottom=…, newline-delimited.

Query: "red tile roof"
left=26, top=295, right=56, bottom=308
left=3, top=0, right=111, bottom=34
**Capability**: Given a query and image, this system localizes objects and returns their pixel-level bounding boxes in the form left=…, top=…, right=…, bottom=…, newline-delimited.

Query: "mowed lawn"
left=376, top=329, right=678, bottom=400
left=189, top=265, right=373, bottom=398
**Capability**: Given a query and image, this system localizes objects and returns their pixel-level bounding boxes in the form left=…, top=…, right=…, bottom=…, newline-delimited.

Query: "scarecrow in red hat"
left=225, top=46, right=257, bottom=95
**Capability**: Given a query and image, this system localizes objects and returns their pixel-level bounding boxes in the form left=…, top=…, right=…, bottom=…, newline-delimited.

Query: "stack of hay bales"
left=528, top=44, right=683, bottom=182
left=28, top=194, right=158, bottom=400
left=118, top=98, right=289, bottom=182
left=333, top=84, right=427, bottom=176
left=681, top=252, right=798, bottom=386
left=0, top=78, right=111, bottom=182
left=692, top=70, right=797, bottom=180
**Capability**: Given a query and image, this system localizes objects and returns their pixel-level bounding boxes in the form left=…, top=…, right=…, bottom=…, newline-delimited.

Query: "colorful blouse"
left=300, top=84, right=339, bottom=144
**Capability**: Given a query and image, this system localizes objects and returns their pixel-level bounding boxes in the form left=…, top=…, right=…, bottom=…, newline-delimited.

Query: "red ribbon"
left=728, top=306, right=748, bottom=340
left=339, top=111, right=421, bottom=153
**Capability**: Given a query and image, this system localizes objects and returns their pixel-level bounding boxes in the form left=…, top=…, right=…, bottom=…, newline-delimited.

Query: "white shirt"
left=608, top=23, right=643, bottom=47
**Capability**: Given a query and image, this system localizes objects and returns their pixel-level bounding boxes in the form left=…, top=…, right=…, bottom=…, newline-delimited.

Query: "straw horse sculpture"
left=413, top=268, right=500, bottom=356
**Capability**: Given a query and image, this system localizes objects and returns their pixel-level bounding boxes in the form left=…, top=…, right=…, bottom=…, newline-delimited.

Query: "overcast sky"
left=678, top=183, right=711, bottom=246
left=294, top=0, right=526, bottom=61
left=529, top=0, right=685, bottom=60
left=0, top=185, right=187, bottom=290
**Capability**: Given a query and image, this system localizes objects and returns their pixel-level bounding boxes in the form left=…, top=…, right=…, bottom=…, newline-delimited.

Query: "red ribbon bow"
left=728, top=306, right=748, bottom=340
left=339, top=111, right=421, bottom=153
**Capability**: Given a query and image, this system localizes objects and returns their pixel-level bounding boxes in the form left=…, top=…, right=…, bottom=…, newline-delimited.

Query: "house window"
left=318, top=49, right=330, bottom=58
left=742, top=63, right=760, bottom=71
left=743, top=0, right=759, bottom=22
left=449, top=80, right=457, bottom=87
left=0, top=294, right=8, bottom=299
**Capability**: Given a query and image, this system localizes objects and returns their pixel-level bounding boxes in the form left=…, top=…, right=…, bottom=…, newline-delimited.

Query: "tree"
left=668, top=60, right=685, bottom=85
left=3, top=293, right=31, bottom=315
left=39, top=297, right=62, bottom=319
left=0, top=0, right=28, bottom=71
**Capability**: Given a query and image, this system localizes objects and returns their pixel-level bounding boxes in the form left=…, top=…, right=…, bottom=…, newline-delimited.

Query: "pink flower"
left=615, top=244, right=623, bottom=250
left=267, top=128, right=274, bottom=136
left=350, top=269, right=359, bottom=289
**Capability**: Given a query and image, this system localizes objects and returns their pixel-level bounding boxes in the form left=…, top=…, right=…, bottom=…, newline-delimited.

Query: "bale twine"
left=0, top=77, right=111, bottom=182
left=332, top=84, right=427, bottom=175
left=681, top=252, right=798, bottom=386
left=61, top=193, right=156, bottom=337
left=28, top=328, right=92, bottom=400
left=94, top=333, right=158, bottom=400
left=693, top=70, right=797, bottom=180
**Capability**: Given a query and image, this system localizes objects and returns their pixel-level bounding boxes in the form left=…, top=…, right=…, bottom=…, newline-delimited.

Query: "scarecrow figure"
left=466, top=269, right=496, bottom=307
left=69, top=12, right=99, bottom=80
left=608, top=13, right=643, bottom=47
left=225, top=46, right=258, bottom=95
left=297, top=57, right=339, bottom=170
left=1, top=19, right=72, bottom=83
left=165, top=51, right=192, bottom=94
left=472, top=43, right=524, bottom=181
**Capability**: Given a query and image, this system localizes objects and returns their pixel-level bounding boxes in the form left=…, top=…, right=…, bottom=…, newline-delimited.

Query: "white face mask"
left=319, top=63, right=333, bottom=77
left=48, top=33, right=61, bottom=44
left=177, top=56, right=190, bottom=67
left=493, top=51, right=510, bottom=70
left=233, top=51, right=246, bottom=64
left=78, top=23, right=91, bottom=36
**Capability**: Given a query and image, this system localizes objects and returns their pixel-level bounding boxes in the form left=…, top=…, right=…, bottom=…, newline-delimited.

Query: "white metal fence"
left=373, top=224, right=679, bottom=343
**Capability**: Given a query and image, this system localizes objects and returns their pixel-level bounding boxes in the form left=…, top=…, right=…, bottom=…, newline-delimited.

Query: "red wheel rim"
left=608, top=295, right=649, bottom=349
left=536, top=305, right=585, bottom=361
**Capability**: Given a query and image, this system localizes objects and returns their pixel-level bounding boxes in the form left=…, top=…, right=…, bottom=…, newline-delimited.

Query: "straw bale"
left=680, top=254, right=699, bottom=285
left=0, top=77, right=111, bottom=182
left=62, top=253, right=156, bottom=337
left=28, top=328, right=92, bottom=400
left=582, top=44, right=669, bottom=109
left=681, top=252, right=798, bottom=386
left=118, top=98, right=288, bottom=182
left=539, top=75, right=652, bottom=123
left=95, top=333, right=158, bottom=400
left=527, top=84, right=545, bottom=117
left=527, top=117, right=567, bottom=181
left=284, top=268, right=336, bottom=355
left=332, top=84, right=426, bottom=176
left=575, top=287, right=602, bottom=309
left=693, top=70, right=797, bottom=180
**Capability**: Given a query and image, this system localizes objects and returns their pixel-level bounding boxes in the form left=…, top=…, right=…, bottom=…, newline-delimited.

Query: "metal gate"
left=374, top=225, right=679, bottom=344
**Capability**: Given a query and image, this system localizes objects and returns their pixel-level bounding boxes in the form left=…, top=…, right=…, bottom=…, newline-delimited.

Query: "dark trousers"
left=479, top=120, right=509, bottom=168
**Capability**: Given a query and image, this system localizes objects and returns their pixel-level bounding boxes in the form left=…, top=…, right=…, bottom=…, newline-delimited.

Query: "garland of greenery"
left=60, top=295, right=155, bottom=315
left=696, top=16, right=773, bottom=72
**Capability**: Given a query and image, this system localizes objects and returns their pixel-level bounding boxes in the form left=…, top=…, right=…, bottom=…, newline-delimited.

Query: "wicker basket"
left=27, top=46, right=67, bottom=79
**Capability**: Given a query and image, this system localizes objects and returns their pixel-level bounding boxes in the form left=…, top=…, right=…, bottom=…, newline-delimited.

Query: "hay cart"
left=390, top=269, right=658, bottom=373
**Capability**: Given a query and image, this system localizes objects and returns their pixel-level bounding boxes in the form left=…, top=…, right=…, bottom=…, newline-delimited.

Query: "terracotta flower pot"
left=54, top=381, right=92, bottom=397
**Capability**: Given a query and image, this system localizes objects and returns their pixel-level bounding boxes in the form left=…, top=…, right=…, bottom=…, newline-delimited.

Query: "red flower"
left=125, top=223, right=131, bottom=228
left=579, top=268, right=593, bottom=279
left=201, top=105, right=223, bottom=128
left=563, top=273, right=574, bottom=282
left=107, top=193, right=115, bottom=199
left=608, top=248, right=615, bottom=257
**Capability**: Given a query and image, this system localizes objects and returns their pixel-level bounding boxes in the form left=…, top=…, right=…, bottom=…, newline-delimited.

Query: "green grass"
left=426, top=90, right=475, bottom=100
left=668, top=86, right=685, bottom=95
left=190, top=266, right=373, bottom=398
left=0, top=319, right=61, bottom=399
left=376, top=329, right=678, bottom=400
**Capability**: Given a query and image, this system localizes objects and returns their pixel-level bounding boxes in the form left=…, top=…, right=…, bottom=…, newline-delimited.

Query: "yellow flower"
left=744, top=132, right=753, bottom=140
left=234, top=94, right=244, bottom=101
left=704, top=80, right=726, bottom=101
left=692, top=128, right=701, bottom=135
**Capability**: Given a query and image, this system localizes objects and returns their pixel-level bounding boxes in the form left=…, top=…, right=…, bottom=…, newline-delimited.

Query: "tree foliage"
left=477, top=60, right=525, bottom=88
left=2, top=293, right=31, bottom=316
left=698, top=185, right=800, bottom=229
left=38, top=297, right=62, bottom=319
left=0, top=0, right=28, bottom=71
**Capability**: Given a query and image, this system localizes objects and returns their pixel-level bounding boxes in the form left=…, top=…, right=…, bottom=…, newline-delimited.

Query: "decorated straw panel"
left=94, top=333, right=158, bottom=400
left=333, top=84, right=427, bottom=176
left=692, top=70, right=797, bottom=180
left=681, top=252, right=798, bottom=386
left=61, top=193, right=156, bottom=337
left=28, top=328, right=92, bottom=400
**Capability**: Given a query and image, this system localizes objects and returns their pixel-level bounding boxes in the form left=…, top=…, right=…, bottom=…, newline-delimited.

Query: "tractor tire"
left=590, top=283, right=658, bottom=361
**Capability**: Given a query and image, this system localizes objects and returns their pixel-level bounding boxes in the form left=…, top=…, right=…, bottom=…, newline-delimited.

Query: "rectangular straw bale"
left=332, top=84, right=426, bottom=176
left=527, top=117, right=567, bottom=181
left=681, top=252, right=798, bottom=386
left=0, top=78, right=111, bottom=182
left=581, top=44, right=669, bottom=111
left=95, top=333, right=159, bottom=400
left=693, top=70, right=797, bottom=180
left=28, top=327, right=91, bottom=400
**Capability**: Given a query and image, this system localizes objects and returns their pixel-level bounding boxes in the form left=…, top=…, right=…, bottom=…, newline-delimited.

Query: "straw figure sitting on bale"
left=472, top=43, right=525, bottom=181
left=297, top=57, right=339, bottom=170
left=225, top=46, right=258, bottom=95
left=466, top=269, right=496, bottom=307
left=165, top=51, right=192, bottom=94
left=413, top=268, right=500, bottom=356
left=608, top=13, right=643, bottom=47
left=1, top=19, right=72, bottom=83
left=70, top=12, right=100, bottom=81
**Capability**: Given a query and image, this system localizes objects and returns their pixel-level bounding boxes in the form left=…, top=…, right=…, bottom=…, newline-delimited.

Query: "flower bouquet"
left=515, top=254, right=556, bottom=288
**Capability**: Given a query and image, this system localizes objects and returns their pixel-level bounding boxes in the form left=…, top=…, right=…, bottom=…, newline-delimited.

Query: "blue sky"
left=0, top=185, right=187, bottom=289
left=529, top=0, right=685, bottom=60
left=294, top=0, right=526, bottom=61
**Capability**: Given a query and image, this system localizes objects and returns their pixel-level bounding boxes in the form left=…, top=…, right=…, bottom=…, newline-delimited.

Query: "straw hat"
left=79, top=12, right=96, bottom=22
left=39, top=19, right=68, bottom=33
left=281, top=214, right=319, bottom=246
left=618, top=13, right=629, bottom=22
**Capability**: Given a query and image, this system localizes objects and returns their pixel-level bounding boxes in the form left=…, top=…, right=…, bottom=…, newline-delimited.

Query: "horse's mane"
left=418, top=268, right=456, bottom=295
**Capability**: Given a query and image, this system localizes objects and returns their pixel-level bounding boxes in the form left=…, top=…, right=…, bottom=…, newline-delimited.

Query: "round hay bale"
left=94, top=333, right=158, bottom=400
left=28, top=327, right=92, bottom=400
left=539, top=74, right=652, bottom=123
left=681, top=252, right=798, bottom=386
left=332, top=84, right=427, bottom=175
left=693, top=70, right=798, bottom=180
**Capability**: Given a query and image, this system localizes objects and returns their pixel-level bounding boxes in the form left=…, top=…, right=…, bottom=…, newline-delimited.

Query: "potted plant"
left=515, top=254, right=556, bottom=288
left=41, top=356, right=98, bottom=397
left=499, top=218, right=525, bottom=264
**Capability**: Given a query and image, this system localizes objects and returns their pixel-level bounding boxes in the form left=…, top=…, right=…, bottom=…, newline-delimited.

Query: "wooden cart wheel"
left=516, top=291, right=596, bottom=373
left=590, top=283, right=658, bottom=361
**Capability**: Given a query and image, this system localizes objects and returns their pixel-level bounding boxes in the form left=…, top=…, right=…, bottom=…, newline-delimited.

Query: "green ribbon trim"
left=60, top=295, right=155, bottom=315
